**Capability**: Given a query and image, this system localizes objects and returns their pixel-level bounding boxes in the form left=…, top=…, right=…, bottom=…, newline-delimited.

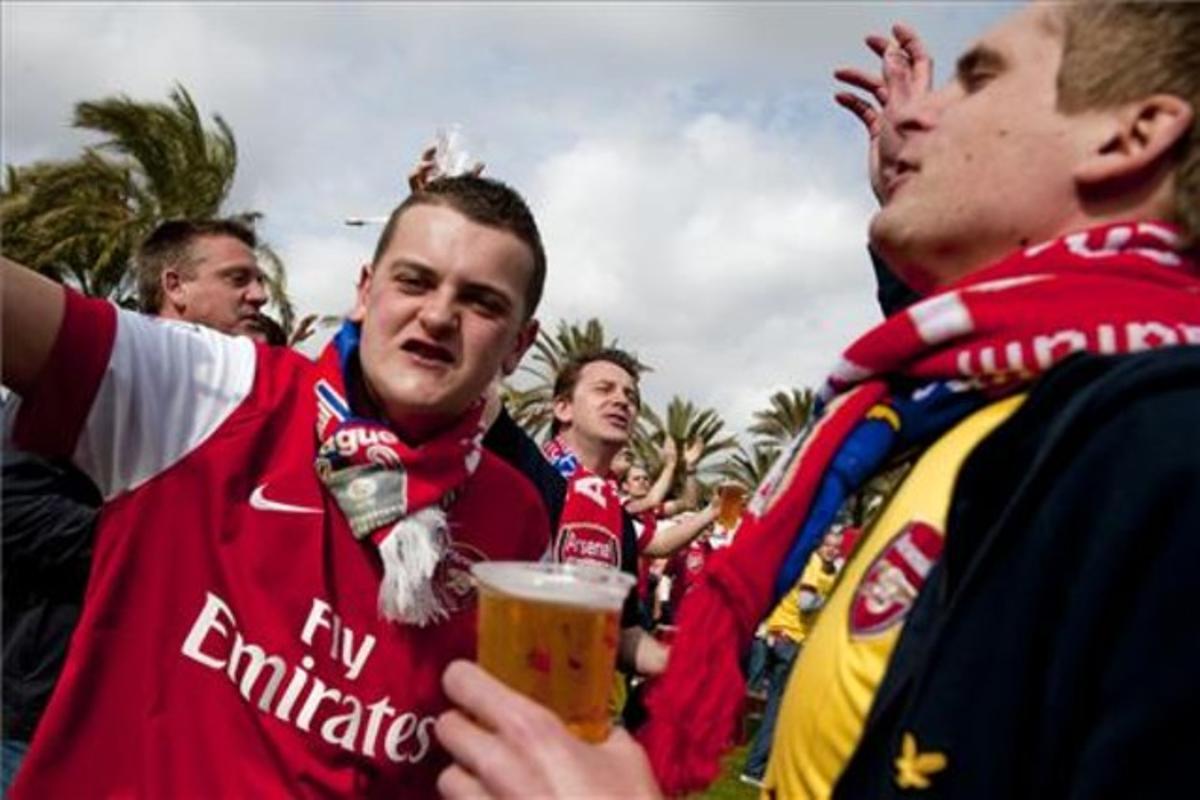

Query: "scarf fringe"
left=375, top=506, right=451, bottom=627
left=640, top=575, right=749, bottom=795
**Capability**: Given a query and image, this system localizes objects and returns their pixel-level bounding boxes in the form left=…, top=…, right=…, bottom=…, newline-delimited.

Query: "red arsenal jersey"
left=9, top=290, right=550, bottom=799
left=664, top=535, right=713, bottom=612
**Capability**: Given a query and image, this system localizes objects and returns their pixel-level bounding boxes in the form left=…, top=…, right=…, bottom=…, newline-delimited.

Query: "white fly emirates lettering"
left=180, top=593, right=435, bottom=763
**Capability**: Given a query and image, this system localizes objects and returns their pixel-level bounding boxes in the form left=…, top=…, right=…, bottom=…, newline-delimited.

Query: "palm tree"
left=2, top=154, right=142, bottom=301
left=748, top=388, right=817, bottom=448
left=714, top=441, right=782, bottom=489
left=74, top=84, right=236, bottom=220
left=638, top=396, right=737, bottom=478
left=1, top=84, right=294, bottom=323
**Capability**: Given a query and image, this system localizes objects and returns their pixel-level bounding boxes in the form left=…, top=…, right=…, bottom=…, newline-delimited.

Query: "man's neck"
left=559, top=429, right=620, bottom=476
left=156, top=305, right=185, bottom=323
left=353, top=365, right=457, bottom=445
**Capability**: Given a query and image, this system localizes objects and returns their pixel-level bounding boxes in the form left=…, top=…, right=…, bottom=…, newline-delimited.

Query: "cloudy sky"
left=2, top=1, right=1011, bottom=439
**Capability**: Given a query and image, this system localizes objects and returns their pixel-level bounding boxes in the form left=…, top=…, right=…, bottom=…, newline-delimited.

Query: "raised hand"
left=659, top=437, right=678, bottom=465
left=834, top=23, right=933, bottom=204
left=406, top=142, right=487, bottom=193
left=407, top=143, right=439, bottom=193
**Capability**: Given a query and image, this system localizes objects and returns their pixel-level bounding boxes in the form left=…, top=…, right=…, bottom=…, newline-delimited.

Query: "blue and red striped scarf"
left=313, top=321, right=486, bottom=626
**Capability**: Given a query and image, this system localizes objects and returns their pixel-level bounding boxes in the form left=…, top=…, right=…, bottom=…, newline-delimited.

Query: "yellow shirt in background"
left=765, top=556, right=837, bottom=643
left=763, top=396, right=1024, bottom=799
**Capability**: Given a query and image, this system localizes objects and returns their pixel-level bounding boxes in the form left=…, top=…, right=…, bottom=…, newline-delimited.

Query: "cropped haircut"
left=550, top=348, right=644, bottom=435
left=1058, top=1, right=1200, bottom=243
left=135, top=218, right=257, bottom=313
left=371, top=175, right=547, bottom=320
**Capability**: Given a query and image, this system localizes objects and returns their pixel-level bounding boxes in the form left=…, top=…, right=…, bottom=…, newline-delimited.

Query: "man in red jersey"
left=1, top=175, right=552, bottom=798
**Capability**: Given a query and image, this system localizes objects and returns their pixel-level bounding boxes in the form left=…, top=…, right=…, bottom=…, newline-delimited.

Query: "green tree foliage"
left=715, top=441, right=782, bottom=490
left=638, top=396, right=737, bottom=481
left=748, top=388, right=816, bottom=448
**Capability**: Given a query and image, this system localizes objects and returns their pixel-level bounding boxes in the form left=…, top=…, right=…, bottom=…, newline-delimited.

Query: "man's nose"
left=245, top=276, right=268, bottom=308
left=418, top=288, right=459, bottom=335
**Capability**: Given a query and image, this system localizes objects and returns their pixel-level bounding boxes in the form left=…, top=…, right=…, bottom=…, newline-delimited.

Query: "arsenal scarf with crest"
left=313, top=321, right=487, bottom=626
left=639, top=221, right=1200, bottom=793
left=543, top=436, right=626, bottom=569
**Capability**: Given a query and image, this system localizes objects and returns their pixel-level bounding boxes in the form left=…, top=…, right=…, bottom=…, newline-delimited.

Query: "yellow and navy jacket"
left=831, top=348, right=1200, bottom=798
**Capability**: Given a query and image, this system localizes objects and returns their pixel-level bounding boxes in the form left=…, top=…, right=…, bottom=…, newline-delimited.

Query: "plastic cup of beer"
left=716, top=482, right=748, bottom=530
left=472, top=561, right=634, bottom=743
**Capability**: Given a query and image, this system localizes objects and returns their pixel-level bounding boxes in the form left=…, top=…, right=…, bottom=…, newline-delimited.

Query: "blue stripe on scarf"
left=333, top=319, right=361, bottom=371
left=771, top=381, right=984, bottom=601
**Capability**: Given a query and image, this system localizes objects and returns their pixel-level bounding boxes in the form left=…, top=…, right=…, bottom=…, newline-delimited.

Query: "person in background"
left=740, top=531, right=842, bottom=787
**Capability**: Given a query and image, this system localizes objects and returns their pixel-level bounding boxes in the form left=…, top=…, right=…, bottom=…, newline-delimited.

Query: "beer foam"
left=471, top=562, right=634, bottom=611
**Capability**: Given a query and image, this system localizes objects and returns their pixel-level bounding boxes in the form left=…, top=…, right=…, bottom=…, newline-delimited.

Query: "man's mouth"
left=604, top=412, right=631, bottom=429
left=883, top=159, right=919, bottom=201
left=401, top=339, right=455, bottom=364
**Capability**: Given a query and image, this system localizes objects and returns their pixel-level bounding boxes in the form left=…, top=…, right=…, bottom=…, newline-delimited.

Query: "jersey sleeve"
left=11, top=287, right=257, bottom=501
left=634, top=511, right=658, bottom=553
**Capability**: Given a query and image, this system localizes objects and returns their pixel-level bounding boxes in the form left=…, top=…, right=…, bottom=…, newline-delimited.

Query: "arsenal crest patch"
left=433, top=542, right=487, bottom=614
left=555, top=523, right=621, bottom=568
left=849, top=521, right=943, bottom=637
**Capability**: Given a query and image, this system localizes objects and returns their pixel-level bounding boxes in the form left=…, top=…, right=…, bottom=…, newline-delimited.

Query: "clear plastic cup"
left=472, top=561, right=634, bottom=742
left=434, top=124, right=483, bottom=178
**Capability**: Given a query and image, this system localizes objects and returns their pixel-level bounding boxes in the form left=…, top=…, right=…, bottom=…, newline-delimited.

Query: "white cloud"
left=527, top=112, right=879, bottom=434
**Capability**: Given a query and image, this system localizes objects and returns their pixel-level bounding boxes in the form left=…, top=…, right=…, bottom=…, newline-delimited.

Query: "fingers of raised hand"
left=407, top=143, right=440, bottom=191
left=834, top=67, right=888, bottom=104
left=834, top=92, right=882, bottom=137
left=865, top=33, right=891, bottom=58
left=893, top=24, right=932, bottom=78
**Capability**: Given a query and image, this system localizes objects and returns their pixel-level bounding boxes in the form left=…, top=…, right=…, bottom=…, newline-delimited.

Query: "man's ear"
left=161, top=268, right=186, bottom=310
left=501, top=318, right=539, bottom=376
left=350, top=263, right=372, bottom=323
left=552, top=393, right=573, bottom=430
left=1075, top=94, right=1194, bottom=186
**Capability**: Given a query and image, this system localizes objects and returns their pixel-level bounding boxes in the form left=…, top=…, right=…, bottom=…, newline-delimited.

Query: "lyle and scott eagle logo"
left=894, top=732, right=947, bottom=790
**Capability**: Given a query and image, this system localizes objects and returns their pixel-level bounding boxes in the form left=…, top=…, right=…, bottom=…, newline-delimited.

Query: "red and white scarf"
left=314, top=324, right=486, bottom=626
left=543, top=436, right=626, bottom=568
left=640, top=221, right=1200, bottom=793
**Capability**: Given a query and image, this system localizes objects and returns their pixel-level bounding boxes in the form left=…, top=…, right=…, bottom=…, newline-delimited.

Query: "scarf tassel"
left=375, top=506, right=451, bottom=627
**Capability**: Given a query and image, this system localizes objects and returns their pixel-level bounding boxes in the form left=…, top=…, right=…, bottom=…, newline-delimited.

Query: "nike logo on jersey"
left=249, top=484, right=322, bottom=514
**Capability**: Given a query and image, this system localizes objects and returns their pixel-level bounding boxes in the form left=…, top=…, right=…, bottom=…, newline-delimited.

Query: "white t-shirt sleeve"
left=13, top=289, right=257, bottom=500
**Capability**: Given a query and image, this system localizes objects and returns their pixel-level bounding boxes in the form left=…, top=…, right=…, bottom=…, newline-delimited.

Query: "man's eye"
left=472, top=296, right=506, bottom=316
left=961, top=70, right=994, bottom=91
